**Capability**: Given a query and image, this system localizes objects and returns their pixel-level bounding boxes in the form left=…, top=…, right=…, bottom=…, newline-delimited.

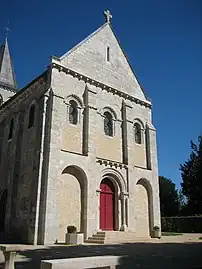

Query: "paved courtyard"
left=0, top=234, right=202, bottom=269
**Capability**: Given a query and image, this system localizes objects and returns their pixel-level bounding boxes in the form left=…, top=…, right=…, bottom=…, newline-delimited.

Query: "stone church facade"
left=0, top=12, right=161, bottom=244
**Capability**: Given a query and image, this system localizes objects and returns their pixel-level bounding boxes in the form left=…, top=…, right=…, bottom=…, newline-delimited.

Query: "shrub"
left=153, top=226, right=160, bottom=231
left=67, top=225, right=77, bottom=234
left=161, top=216, right=202, bottom=233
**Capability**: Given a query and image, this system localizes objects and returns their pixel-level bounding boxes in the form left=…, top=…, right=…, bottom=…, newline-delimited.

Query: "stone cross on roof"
left=104, top=10, right=112, bottom=23
left=4, top=26, right=10, bottom=38
left=4, top=20, right=10, bottom=37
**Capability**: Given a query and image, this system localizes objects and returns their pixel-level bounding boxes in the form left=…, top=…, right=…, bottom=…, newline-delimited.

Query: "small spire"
left=0, top=32, right=17, bottom=91
left=104, top=10, right=112, bottom=24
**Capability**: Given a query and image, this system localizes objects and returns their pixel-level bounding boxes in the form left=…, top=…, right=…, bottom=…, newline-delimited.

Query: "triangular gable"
left=60, top=23, right=148, bottom=101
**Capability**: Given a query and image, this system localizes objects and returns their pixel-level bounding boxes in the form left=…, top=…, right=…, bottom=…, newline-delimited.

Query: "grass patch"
left=162, top=232, right=183, bottom=236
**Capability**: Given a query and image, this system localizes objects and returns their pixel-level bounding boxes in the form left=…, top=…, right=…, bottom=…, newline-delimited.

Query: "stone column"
left=121, top=101, right=128, bottom=165
left=122, top=101, right=134, bottom=231
left=83, top=83, right=98, bottom=237
left=146, top=122, right=161, bottom=231
left=83, top=83, right=97, bottom=157
left=34, top=91, right=50, bottom=245
left=96, top=188, right=102, bottom=231
left=120, top=192, right=128, bottom=231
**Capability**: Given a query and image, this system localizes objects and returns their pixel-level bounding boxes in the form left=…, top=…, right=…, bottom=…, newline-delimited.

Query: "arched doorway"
left=100, top=178, right=115, bottom=231
left=0, top=190, right=7, bottom=233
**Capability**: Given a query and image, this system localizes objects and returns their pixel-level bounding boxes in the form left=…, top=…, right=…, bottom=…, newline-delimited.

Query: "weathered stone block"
left=65, top=233, right=84, bottom=245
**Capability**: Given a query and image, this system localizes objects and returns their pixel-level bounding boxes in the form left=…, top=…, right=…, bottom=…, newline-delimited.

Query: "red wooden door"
left=100, top=179, right=115, bottom=230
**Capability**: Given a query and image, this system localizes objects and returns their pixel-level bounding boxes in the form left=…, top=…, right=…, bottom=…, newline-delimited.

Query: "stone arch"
left=103, top=107, right=117, bottom=120
left=64, top=94, right=83, bottom=108
left=136, top=178, right=153, bottom=237
left=58, top=165, right=87, bottom=242
left=133, top=118, right=145, bottom=129
left=100, top=168, right=126, bottom=194
left=27, top=100, right=37, bottom=111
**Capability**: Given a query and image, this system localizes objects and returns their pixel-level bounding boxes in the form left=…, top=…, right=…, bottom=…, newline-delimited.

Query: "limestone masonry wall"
left=0, top=74, right=49, bottom=243
left=40, top=58, right=160, bottom=243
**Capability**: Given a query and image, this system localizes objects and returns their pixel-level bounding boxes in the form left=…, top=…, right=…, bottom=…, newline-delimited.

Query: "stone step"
left=98, top=232, right=140, bottom=238
left=93, top=235, right=145, bottom=240
left=86, top=231, right=150, bottom=244
left=88, top=236, right=105, bottom=240
left=92, top=234, right=106, bottom=239
left=90, top=235, right=105, bottom=240
left=85, top=239, right=105, bottom=244
left=85, top=238, right=150, bottom=244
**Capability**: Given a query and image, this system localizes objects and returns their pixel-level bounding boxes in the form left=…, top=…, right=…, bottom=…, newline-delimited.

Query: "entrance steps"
left=85, top=231, right=150, bottom=244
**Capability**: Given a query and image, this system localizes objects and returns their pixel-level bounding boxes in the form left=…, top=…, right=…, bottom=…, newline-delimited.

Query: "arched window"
left=0, top=95, right=3, bottom=106
left=69, top=100, right=78, bottom=125
left=8, top=118, right=14, bottom=140
left=104, top=111, right=113, bottom=136
left=134, top=123, right=142, bottom=144
left=107, top=46, right=110, bottom=62
left=0, top=189, right=7, bottom=232
left=28, top=104, right=35, bottom=128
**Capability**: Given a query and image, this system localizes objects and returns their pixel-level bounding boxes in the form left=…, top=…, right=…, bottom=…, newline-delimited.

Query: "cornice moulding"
left=96, top=157, right=128, bottom=169
left=51, top=60, right=152, bottom=109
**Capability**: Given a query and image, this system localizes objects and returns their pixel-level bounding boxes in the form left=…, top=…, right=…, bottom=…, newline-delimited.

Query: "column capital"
left=119, top=192, right=129, bottom=200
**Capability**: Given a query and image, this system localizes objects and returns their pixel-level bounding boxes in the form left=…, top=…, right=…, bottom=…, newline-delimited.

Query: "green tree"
left=180, top=135, right=202, bottom=215
left=178, top=189, right=186, bottom=210
left=177, top=189, right=189, bottom=216
left=159, top=176, right=179, bottom=217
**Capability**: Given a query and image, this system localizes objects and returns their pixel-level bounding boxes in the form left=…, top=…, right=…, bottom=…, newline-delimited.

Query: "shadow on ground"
left=0, top=241, right=202, bottom=269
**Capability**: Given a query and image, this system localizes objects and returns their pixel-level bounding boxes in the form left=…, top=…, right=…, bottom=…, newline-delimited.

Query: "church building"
left=0, top=11, right=161, bottom=244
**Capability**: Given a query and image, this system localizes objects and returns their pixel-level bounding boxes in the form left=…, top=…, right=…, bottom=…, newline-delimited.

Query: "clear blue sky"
left=0, top=0, right=201, bottom=190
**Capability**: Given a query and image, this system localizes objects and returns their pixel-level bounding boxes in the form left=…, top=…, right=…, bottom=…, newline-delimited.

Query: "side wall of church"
left=0, top=73, right=49, bottom=243
left=40, top=65, right=161, bottom=244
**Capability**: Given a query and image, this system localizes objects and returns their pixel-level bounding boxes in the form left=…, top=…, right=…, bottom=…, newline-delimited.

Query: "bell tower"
left=0, top=37, right=18, bottom=106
